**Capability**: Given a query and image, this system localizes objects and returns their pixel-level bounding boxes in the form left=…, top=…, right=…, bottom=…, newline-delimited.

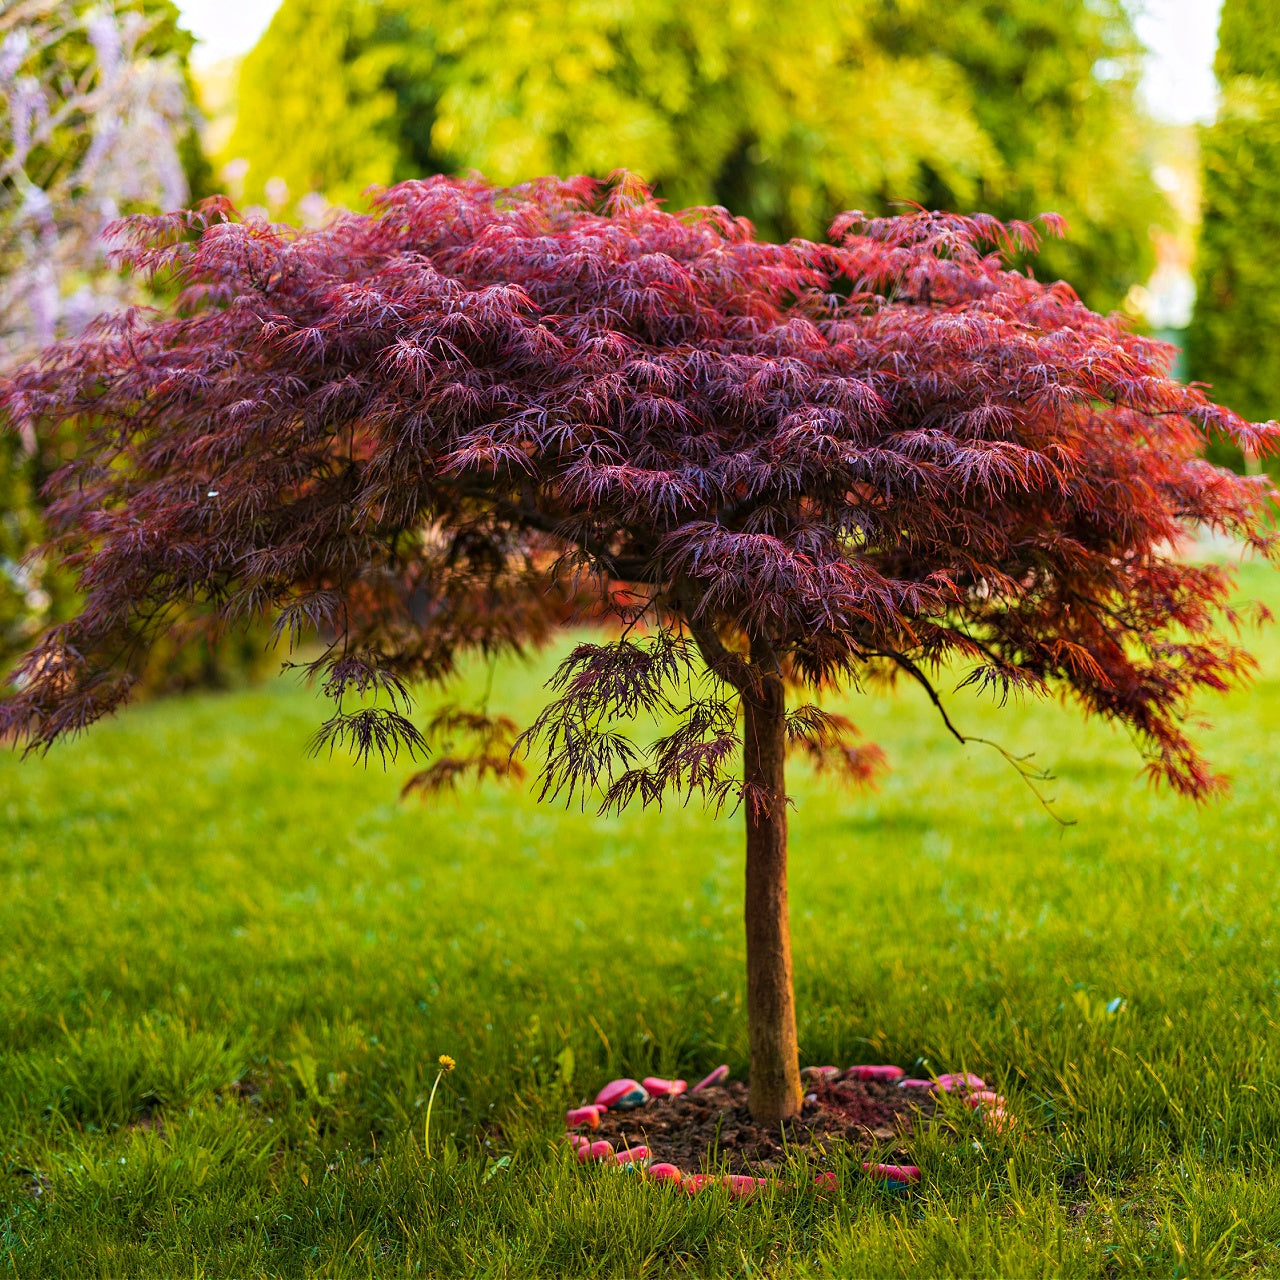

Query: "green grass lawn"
left=5, top=561, right=1280, bottom=1277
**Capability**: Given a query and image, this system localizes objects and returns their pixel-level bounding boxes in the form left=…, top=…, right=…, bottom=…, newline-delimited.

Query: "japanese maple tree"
left=2, top=175, right=1275, bottom=1122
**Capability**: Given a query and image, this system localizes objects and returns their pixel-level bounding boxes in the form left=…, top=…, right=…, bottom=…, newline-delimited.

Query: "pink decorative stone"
left=566, top=1133, right=591, bottom=1152
left=813, top=1171, right=839, bottom=1190
left=935, top=1072, right=986, bottom=1092
left=690, top=1065, right=729, bottom=1093
left=682, top=1173, right=714, bottom=1195
left=642, top=1076, right=688, bottom=1098
left=615, top=1145, right=651, bottom=1165
left=594, top=1078, right=650, bottom=1110
left=896, top=1078, right=935, bottom=1089
left=725, top=1175, right=768, bottom=1199
left=863, top=1162, right=921, bottom=1183
left=648, top=1162, right=683, bottom=1185
left=565, top=1104, right=604, bottom=1129
left=800, top=1065, right=841, bottom=1082
left=577, top=1140, right=616, bottom=1163
left=965, top=1091, right=1005, bottom=1110
left=845, top=1065, right=905, bottom=1083
left=985, top=1107, right=1015, bottom=1133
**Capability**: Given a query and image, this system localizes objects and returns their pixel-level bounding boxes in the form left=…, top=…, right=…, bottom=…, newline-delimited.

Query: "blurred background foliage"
left=0, top=0, right=207, bottom=361
left=0, top=0, right=267, bottom=686
left=227, top=0, right=1166, bottom=314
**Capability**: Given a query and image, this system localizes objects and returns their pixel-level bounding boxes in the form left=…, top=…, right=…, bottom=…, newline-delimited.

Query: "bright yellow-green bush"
left=228, top=0, right=1164, bottom=312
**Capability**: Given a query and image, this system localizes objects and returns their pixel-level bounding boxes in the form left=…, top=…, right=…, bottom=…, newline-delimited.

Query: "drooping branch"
left=684, top=616, right=751, bottom=692
left=400, top=707, right=526, bottom=797
left=784, top=704, right=887, bottom=786
left=672, top=577, right=751, bottom=692
left=875, top=648, right=1071, bottom=824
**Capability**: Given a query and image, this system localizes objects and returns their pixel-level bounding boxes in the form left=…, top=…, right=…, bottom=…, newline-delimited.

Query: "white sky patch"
left=1133, top=0, right=1224, bottom=124
left=176, top=0, right=283, bottom=67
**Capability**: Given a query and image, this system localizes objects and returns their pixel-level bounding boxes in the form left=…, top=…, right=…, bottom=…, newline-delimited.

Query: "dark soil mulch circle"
left=590, top=1079, right=938, bottom=1175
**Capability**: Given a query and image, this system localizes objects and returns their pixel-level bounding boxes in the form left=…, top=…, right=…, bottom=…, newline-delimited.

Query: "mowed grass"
left=5, top=562, right=1280, bottom=1277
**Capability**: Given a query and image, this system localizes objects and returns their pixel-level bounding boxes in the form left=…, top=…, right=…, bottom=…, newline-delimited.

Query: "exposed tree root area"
left=590, top=1079, right=937, bottom=1175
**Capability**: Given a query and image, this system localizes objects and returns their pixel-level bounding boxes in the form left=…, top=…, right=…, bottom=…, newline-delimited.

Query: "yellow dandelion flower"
left=438, top=1054, right=456, bottom=1071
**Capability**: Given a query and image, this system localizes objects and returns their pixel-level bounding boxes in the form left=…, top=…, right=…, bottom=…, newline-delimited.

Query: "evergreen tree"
left=1186, top=0, right=1280, bottom=444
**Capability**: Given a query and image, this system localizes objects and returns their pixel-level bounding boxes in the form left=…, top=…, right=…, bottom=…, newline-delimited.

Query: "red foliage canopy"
left=3, top=174, right=1276, bottom=801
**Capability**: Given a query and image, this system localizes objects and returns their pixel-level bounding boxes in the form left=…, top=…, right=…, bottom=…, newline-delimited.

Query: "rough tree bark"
left=742, top=642, right=803, bottom=1122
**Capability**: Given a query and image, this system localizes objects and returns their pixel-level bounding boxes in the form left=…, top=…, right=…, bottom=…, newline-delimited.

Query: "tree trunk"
left=741, top=652, right=803, bottom=1123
